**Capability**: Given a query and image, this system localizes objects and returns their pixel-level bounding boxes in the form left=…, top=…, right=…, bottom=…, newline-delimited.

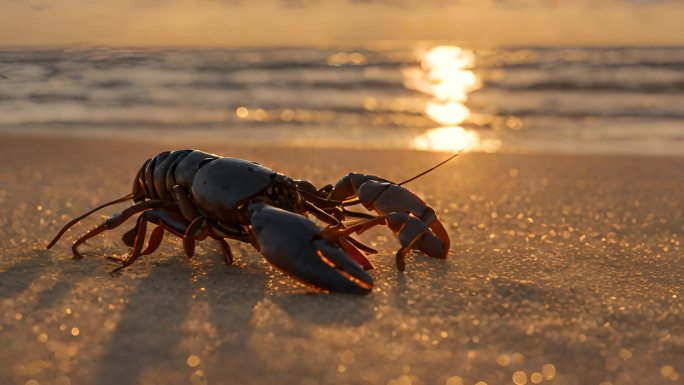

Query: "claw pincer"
left=250, top=203, right=373, bottom=294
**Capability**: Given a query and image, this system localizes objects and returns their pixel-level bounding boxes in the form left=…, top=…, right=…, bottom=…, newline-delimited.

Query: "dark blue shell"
left=191, top=157, right=276, bottom=220
left=174, top=150, right=219, bottom=188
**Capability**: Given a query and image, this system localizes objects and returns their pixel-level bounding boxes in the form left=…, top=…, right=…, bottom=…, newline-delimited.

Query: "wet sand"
left=0, top=134, right=682, bottom=385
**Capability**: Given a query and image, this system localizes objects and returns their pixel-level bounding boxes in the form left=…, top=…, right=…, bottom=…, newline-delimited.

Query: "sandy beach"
left=0, top=134, right=682, bottom=385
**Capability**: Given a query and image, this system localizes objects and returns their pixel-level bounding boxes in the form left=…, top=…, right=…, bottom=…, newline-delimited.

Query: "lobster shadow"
left=198, top=254, right=375, bottom=385
left=0, top=250, right=52, bottom=302
left=198, top=252, right=375, bottom=334
left=29, top=256, right=93, bottom=315
left=388, top=253, right=469, bottom=318
left=270, top=291, right=375, bottom=327
left=91, top=256, right=195, bottom=385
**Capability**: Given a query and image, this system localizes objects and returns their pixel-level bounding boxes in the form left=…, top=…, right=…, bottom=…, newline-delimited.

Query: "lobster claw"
left=357, top=180, right=450, bottom=259
left=249, top=203, right=373, bottom=295
left=330, top=173, right=450, bottom=265
left=328, top=173, right=450, bottom=262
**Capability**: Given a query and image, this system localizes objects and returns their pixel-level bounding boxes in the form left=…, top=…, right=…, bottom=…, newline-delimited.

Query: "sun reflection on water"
left=413, top=126, right=477, bottom=152
left=405, top=45, right=496, bottom=152
left=422, top=46, right=479, bottom=102
left=425, top=101, right=470, bottom=126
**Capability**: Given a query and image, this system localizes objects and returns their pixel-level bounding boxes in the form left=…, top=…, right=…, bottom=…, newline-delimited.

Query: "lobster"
left=46, top=150, right=453, bottom=294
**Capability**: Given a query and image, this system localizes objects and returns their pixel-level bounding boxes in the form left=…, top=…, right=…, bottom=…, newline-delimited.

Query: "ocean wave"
left=1, top=46, right=683, bottom=155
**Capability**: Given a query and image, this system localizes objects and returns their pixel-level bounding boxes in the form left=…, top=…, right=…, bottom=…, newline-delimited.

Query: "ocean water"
left=1, top=46, right=683, bottom=155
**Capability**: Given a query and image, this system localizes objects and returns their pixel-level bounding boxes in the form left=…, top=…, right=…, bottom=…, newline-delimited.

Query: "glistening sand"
left=0, top=135, right=682, bottom=385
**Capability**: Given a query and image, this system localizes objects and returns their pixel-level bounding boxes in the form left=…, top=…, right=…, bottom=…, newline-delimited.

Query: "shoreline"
left=3, top=127, right=684, bottom=159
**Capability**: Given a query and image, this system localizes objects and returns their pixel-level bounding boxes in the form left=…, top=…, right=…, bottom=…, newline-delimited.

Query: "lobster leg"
left=170, top=185, right=227, bottom=259
left=121, top=225, right=139, bottom=247
left=110, top=215, right=148, bottom=273
left=121, top=206, right=187, bottom=247
left=183, top=217, right=209, bottom=258
left=302, top=200, right=340, bottom=226
left=385, top=212, right=447, bottom=271
left=216, top=238, right=234, bottom=265
left=201, top=222, right=242, bottom=265
left=110, top=208, right=189, bottom=272
left=108, top=225, right=166, bottom=262
left=181, top=216, right=245, bottom=260
left=141, top=226, right=166, bottom=256
left=113, top=210, right=239, bottom=268
left=67, top=200, right=163, bottom=259
left=345, top=236, right=378, bottom=254
left=322, top=216, right=386, bottom=269
left=325, top=215, right=432, bottom=270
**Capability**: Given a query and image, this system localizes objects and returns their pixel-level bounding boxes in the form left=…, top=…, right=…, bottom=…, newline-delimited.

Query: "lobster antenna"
left=397, top=151, right=462, bottom=186
left=46, top=193, right=134, bottom=249
left=339, top=151, right=462, bottom=207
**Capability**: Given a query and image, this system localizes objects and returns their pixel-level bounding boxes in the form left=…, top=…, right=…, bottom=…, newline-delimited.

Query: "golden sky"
left=1, top=0, right=683, bottom=47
